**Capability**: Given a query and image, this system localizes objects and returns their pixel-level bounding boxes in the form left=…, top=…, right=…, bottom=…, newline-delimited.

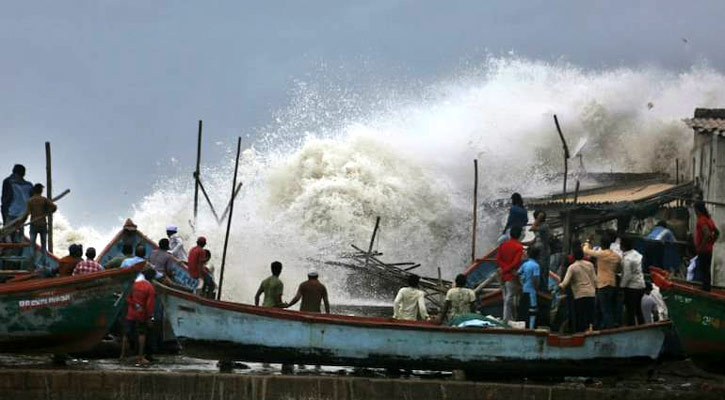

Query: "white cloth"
left=651, top=285, right=668, bottom=320
left=641, top=293, right=657, bottom=324
left=169, top=234, right=187, bottom=261
left=393, top=287, right=428, bottom=321
left=620, top=249, right=645, bottom=289
left=687, top=256, right=697, bottom=281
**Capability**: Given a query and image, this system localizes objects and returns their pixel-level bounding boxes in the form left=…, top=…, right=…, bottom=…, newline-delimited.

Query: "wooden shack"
left=684, top=108, right=725, bottom=285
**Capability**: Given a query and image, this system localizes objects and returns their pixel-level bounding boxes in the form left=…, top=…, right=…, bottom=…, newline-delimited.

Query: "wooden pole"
left=193, top=120, right=203, bottom=230
left=365, top=216, right=381, bottom=270
left=196, top=179, right=221, bottom=223
left=573, top=180, right=580, bottom=204
left=471, top=159, right=478, bottom=262
left=437, top=267, right=444, bottom=308
left=676, top=159, right=680, bottom=185
left=45, top=142, right=53, bottom=253
left=217, top=137, right=242, bottom=300
left=553, top=115, right=570, bottom=203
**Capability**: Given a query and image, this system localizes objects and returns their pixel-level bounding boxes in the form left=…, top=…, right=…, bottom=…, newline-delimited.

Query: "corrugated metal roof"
left=683, top=118, right=725, bottom=135
left=534, top=182, right=676, bottom=205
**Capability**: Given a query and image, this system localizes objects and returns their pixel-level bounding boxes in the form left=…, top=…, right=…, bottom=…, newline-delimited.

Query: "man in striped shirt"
left=72, top=247, right=105, bottom=275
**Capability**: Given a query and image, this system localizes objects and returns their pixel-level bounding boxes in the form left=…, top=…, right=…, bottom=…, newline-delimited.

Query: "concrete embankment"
left=1, top=369, right=724, bottom=400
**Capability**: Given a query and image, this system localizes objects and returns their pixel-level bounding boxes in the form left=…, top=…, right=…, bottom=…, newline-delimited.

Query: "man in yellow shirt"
left=582, top=233, right=621, bottom=329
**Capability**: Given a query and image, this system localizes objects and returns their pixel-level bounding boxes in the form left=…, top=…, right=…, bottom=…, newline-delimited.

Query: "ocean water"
left=50, top=57, right=725, bottom=303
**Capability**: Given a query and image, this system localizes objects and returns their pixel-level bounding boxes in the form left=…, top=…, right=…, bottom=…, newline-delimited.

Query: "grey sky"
left=2, top=1, right=724, bottom=229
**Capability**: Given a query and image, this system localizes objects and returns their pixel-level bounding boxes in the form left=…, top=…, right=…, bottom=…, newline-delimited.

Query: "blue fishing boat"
left=97, top=219, right=198, bottom=292
left=158, top=283, right=669, bottom=375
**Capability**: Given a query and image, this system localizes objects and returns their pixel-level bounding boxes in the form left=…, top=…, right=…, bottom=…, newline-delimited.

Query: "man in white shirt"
left=166, top=225, right=187, bottom=262
left=393, top=274, right=429, bottom=321
left=620, top=237, right=646, bottom=326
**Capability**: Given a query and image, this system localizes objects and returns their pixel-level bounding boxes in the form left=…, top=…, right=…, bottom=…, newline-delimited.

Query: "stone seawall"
left=0, top=369, right=723, bottom=400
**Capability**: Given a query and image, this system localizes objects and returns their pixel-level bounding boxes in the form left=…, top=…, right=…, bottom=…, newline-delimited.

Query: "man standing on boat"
left=619, top=237, right=646, bottom=325
left=166, top=225, right=187, bottom=262
left=694, top=201, right=719, bottom=291
left=583, top=233, right=621, bottom=329
left=255, top=261, right=286, bottom=308
left=501, top=193, right=528, bottom=241
left=497, top=225, right=524, bottom=323
left=559, top=246, right=597, bottom=332
left=149, top=239, right=174, bottom=278
left=1, top=164, right=33, bottom=242
left=286, top=269, right=330, bottom=313
left=518, top=247, right=541, bottom=329
left=187, top=237, right=215, bottom=297
left=22, top=183, right=57, bottom=269
left=393, top=274, right=429, bottom=321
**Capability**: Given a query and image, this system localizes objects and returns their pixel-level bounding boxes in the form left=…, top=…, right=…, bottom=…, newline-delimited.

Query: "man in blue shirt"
left=647, top=221, right=675, bottom=242
left=121, top=245, right=148, bottom=269
left=518, top=247, right=541, bottom=329
left=503, top=192, right=528, bottom=235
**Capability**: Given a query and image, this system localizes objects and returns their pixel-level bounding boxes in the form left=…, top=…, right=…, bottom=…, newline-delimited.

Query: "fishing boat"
left=0, top=264, right=142, bottom=354
left=650, top=267, right=725, bottom=369
left=158, top=283, right=669, bottom=375
left=97, top=219, right=198, bottom=292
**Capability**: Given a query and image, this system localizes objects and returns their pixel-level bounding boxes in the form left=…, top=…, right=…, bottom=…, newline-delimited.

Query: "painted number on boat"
left=701, top=315, right=721, bottom=329
left=673, top=295, right=692, bottom=304
left=18, top=294, right=72, bottom=311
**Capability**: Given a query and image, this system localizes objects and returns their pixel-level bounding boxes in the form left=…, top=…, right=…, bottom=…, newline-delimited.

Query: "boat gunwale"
left=0, top=263, right=143, bottom=295
left=650, top=267, right=725, bottom=302
left=159, top=282, right=671, bottom=340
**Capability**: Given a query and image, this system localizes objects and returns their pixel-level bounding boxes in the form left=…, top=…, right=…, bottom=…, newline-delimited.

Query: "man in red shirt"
left=186, top=236, right=206, bottom=280
left=496, top=225, right=524, bottom=322
left=120, top=268, right=156, bottom=365
left=694, top=202, right=719, bottom=291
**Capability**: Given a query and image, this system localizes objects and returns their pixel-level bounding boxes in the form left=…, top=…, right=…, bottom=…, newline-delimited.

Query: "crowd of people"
left=493, top=192, right=720, bottom=332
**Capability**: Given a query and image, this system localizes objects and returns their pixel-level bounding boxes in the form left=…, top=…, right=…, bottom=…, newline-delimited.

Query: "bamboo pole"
left=196, top=179, right=220, bottom=223
left=217, top=137, right=242, bottom=301
left=193, top=120, right=203, bottom=230
left=45, top=142, right=53, bottom=253
left=471, top=159, right=478, bottom=262
left=364, top=216, right=381, bottom=270
left=573, top=180, right=580, bottom=204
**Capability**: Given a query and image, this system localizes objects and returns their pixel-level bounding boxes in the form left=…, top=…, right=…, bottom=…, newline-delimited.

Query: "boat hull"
left=0, top=267, right=140, bottom=354
left=651, top=268, right=725, bottom=368
left=160, top=285, right=668, bottom=375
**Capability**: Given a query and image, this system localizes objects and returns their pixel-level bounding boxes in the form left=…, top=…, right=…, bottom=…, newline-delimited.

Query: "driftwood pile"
left=322, top=242, right=451, bottom=308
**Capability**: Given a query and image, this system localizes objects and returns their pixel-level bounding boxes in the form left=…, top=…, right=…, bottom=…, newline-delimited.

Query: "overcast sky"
left=2, top=1, right=724, bottom=229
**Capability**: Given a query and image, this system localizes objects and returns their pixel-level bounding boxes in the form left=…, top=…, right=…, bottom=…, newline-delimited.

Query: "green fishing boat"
left=0, top=264, right=142, bottom=354
left=650, top=267, right=725, bottom=369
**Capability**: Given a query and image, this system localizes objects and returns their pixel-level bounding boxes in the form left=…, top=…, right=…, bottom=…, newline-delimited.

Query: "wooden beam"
left=193, top=120, right=202, bottom=231
left=364, top=216, right=381, bottom=270
left=553, top=115, right=570, bottom=204
left=471, top=159, right=478, bottom=262
left=45, top=142, right=53, bottom=253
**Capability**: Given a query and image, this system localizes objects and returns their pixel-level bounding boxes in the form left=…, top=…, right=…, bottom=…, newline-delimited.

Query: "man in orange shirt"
left=57, top=244, right=83, bottom=277
left=496, top=225, right=524, bottom=323
left=583, top=232, right=622, bottom=329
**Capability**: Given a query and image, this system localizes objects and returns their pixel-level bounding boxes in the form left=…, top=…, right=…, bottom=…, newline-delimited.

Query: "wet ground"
left=1, top=352, right=724, bottom=394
